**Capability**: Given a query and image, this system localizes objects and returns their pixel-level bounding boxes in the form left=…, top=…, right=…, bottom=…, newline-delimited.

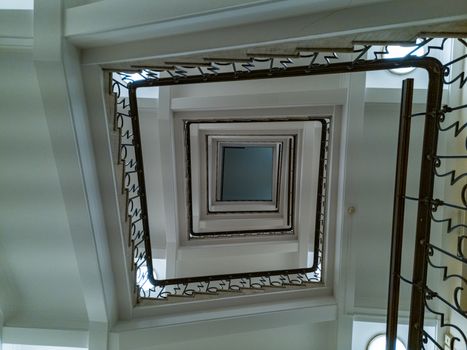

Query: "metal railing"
left=385, top=39, right=467, bottom=350
left=109, top=75, right=328, bottom=301
left=106, top=38, right=466, bottom=349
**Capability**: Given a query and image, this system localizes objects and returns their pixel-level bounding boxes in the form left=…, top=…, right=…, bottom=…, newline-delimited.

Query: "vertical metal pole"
left=408, top=65, right=444, bottom=349
left=128, top=85, right=158, bottom=287
left=386, top=78, right=414, bottom=350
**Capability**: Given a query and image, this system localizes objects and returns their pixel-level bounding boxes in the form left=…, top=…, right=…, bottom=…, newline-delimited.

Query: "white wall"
left=139, top=104, right=167, bottom=253
left=0, top=50, right=88, bottom=327
left=350, top=101, right=424, bottom=311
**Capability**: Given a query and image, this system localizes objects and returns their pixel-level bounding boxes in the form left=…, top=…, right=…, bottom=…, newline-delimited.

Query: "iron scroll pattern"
left=109, top=73, right=329, bottom=302
left=424, top=40, right=467, bottom=350
left=110, top=75, right=156, bottom=294
left=108, top=37, right=467, bottom=331
left=388, top=39, right=467, bottom=350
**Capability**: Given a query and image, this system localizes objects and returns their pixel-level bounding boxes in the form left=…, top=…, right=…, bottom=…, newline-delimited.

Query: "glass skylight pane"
left=221, top=146, right=274, bottom=201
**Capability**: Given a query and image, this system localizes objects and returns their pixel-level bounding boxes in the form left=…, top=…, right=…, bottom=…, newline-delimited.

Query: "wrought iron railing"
left=109, top=73, right=329, bottom=301
left=385, top=39, right=467, bottom=350
left=106, top=37, right=466, bottom=349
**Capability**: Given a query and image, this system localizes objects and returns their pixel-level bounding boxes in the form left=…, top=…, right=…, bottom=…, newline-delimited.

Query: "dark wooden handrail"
left=407, top=57, right=444, bottom=349
left=386, top=78, right=413, bottom=350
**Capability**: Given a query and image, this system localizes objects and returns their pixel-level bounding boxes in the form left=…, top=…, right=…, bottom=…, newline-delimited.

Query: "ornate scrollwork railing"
left=107, top=39, right=466, bottom=350
left=383, top=38, right=467, bottom=350
left=108, top=69, right=330, bottom=302
left=419, top=95, right=467, bottom=349
left=422, top=39, right=466, bottom=350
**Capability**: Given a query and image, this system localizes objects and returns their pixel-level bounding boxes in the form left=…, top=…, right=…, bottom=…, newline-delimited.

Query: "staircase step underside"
left=102, top=21, right=467, bottom=71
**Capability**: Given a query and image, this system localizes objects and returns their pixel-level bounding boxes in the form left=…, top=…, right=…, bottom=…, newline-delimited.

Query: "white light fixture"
left=384, top=41, right=425, bottom=75
left=367, top=334, right=407, bottom=350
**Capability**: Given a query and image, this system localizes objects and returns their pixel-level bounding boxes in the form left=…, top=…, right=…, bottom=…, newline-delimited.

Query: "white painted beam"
left=33, top=0, right=115, bottom=325
left=111, top=299, right=336, bottom=350
left=81, top=65, right=134, bottom=321
left=119, top=295, right=336, bottom=331
left=138, top=97, right=169, bottom=265
left=334, top=71, right=367, bottom=348
left=156, top=87, right=179, bottom=278
left=80, top=0, right=467, bottom=64
left=63, top=40, right=118, bottom=325
left=337, top=71, right=367, bottom=314
left=88, top=322, right=109, bottom=350
left=171, top=89, right=348, bottom=111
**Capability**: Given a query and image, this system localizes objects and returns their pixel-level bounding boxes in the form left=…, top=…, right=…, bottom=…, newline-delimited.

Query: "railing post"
left=407, top=63, right=444, bottom=349
left=386, top=78, right=414, bottom=350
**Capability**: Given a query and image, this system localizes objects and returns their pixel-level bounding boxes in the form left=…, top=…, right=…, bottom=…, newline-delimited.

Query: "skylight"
left=221, top=145, right=275, bottom=201
left=367, top=335, right=406, bottom=350
left=384, top=42, right=425, bottom=74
